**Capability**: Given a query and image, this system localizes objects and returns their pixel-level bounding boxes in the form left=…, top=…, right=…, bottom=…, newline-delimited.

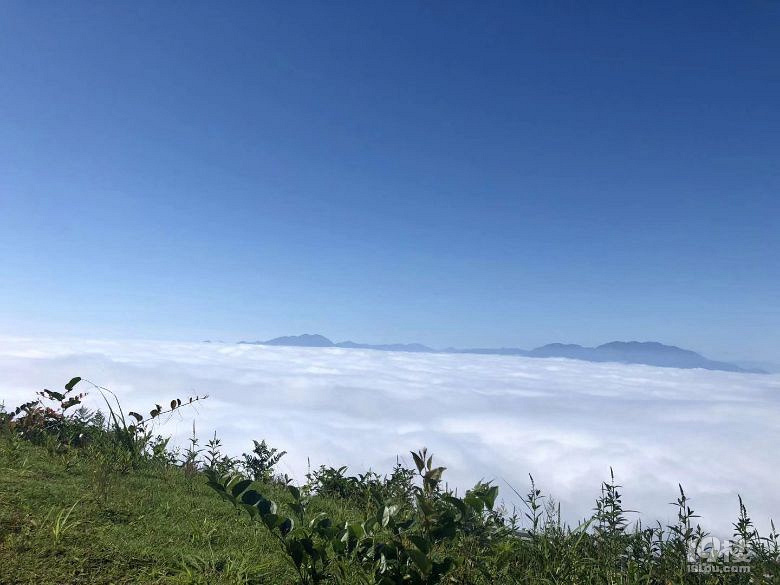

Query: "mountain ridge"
left=237, top=335, right=765, bottom=373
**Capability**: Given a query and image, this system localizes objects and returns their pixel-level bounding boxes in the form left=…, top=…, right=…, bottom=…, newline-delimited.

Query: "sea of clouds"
left=1, top=336, right=777, bottom=535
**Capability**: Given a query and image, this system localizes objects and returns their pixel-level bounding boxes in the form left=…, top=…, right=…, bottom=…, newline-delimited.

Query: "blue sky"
left=1, top=1, right=778, bottom=361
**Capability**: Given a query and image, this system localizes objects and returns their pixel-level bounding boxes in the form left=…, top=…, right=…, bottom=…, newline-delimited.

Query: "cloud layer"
left=1, top=336, right=777, bottom=535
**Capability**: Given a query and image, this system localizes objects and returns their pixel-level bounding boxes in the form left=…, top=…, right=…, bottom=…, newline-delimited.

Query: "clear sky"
left=1, top=1, right=778, bottom=361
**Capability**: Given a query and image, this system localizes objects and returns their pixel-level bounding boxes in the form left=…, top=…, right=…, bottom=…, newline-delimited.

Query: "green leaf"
left=65, top=377, right=81, bottom=392
left=482, top=485, right=499, bottom=509
left=381, top=505, right=398, bottom=528
left=431, top=519, right=457, bottom=540
left=408, top=548, right=432, bottom=575
left=289, top=502, right=305, bottom=519
left=262, top=512, right=280, bottom=529
left=416, top=495, right=434, bottom=516
left=287, top=485, right=301, bottom=501
left=257, top=498, right=277, bottom=516
left=128, top=411, right=143, bottom=422
left=307, top=512, right=326, bottom=529
left=411, top=451, right=425, bottom=473
left=465, top=494, right=484, bottom=513
left=279, top=517, right=294, bottom=536
left=231, top=479, right=253, bottom=497
left=300, top=537, right=316, bottom=558
left=444, top=495, right=467, bottom=518
left=408, top=534, right=430, bottom=554
left=332, top=538, right=346, bottom=554
left=241, top=490, right=261, bottom=505
left=427, top=467, right=446, bottom=482
left=397, top=517, right=416, bottom=531
left=314, top=516, right=332, bottom=531
left=347, top=522, right=365, bottom=539
left=288, top=539, right=305, bottom=568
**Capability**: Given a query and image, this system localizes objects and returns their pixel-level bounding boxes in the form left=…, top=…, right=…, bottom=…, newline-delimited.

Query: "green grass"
left=0, top=437, right=353, bottom=584
left=2, top=378, right=779, bottom=584
left=3, top=435, right=779, bottom=585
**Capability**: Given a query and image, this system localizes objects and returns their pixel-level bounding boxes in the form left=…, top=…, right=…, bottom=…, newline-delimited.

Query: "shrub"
left=7, top=377, right=86, bottom=449
left=306, top=461, right=416, bottom=509
left=242, top=439, right=287, bottom=482
left=4, top=377, right=207, bottom=469
left=204, top=430, right=239, bottom=476
left=206, top=448, right=505, bottom=585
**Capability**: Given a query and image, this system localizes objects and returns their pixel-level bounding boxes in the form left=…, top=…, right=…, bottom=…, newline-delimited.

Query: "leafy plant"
left=207, top=448, right=505, bottom=585
left=205, top=431, right=238, bottom=476
left=306, top=461, right=416, bottom=511
left=88, top=445, right=131, bottom=506
left=7, top=377, right=86, bottom=448
left=90, top=379, right=207, bottom=464
left=148, top=434, right=178, bottom=468
left=42, top=499, right=82, bottom=546
left=181, top=423, right=204, bottom=479
left=242, top=439, right=287, bottom=482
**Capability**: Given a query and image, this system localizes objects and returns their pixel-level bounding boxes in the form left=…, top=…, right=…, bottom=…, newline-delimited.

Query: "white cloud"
left=0, top=336, right=777, bottom=536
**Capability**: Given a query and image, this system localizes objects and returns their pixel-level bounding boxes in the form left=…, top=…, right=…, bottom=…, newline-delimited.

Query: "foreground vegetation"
left=0, top=378, right=778, bottom=584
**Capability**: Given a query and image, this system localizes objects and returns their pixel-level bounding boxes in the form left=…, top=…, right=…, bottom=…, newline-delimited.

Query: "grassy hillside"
left=0, top=436, right=305, bottom=584
left=0, top=378, right=778, bottom=584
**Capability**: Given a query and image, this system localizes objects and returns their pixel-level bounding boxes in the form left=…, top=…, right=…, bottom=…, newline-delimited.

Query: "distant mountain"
left=527, top=343, right=586, bottom=359
left=732, top=360, right=780, bottom=374
left=449, top=347, right=529, bottom=356
left=526, top=341, right=762, bottom=372
left=237, top=334, right=764, bottom=373
left=258, top=334, right=335, bottom=347
left=336, top=341, right=435, bottom=353
left=240, top=334, right=434, bottom=353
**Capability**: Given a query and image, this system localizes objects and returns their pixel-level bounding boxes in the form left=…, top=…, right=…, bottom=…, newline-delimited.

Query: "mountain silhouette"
left=336, top=341, right=435, bottom=352
left=240, top=334, right=434, bottom=353
left=525, top=341, right=759, bottom=372
left=237, top=335, right=764, bottom=373
left=256, top=334, right=335, bottom=347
